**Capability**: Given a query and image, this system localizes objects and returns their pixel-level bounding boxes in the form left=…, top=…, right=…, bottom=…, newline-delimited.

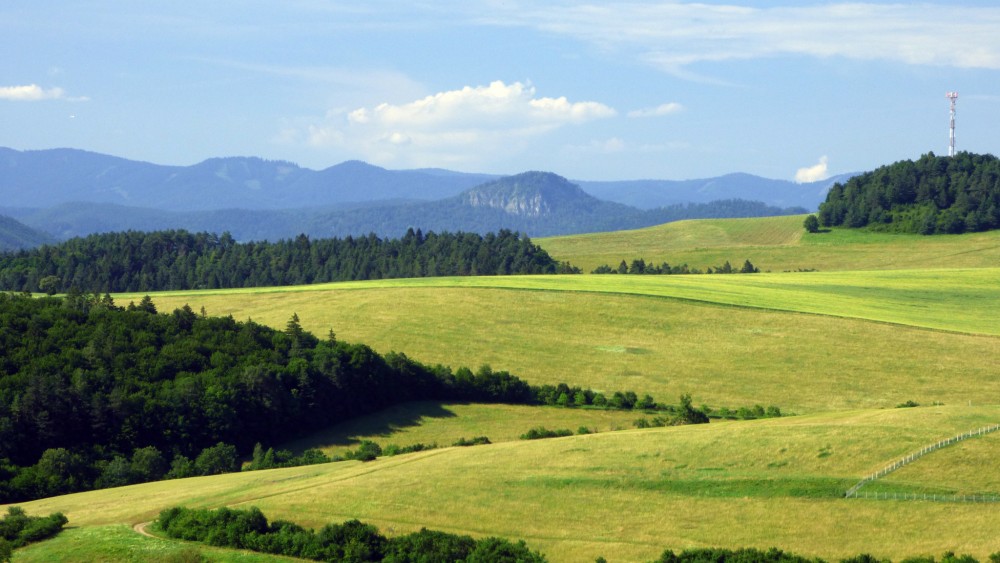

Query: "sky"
left=2, top=1, right=999, bottom=182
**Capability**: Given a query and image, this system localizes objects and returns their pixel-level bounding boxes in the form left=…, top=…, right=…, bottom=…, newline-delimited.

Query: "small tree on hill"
left=803, top=214, right=820, bottom=233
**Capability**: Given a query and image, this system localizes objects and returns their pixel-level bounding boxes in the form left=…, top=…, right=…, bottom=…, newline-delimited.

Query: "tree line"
left=156, top=506, right=546, bottom=562
left=592, top=258, right=759, bottom=275
left=818, top=152, right=1000, bottom=234
left=0, top=227, right=578, bottom=294
left=0, top=292, right=748, bottom=503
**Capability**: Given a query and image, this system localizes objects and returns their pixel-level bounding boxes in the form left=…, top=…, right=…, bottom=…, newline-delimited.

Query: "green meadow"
left=537, top=215, right=1000, bottom=274
left=126, top=269, right=1000, bottom=414
left=11, top=406, right=1000, bottom=562
left=282, top=402, right=643, bottom=458
left=12, top=218, right=1000, bottom=561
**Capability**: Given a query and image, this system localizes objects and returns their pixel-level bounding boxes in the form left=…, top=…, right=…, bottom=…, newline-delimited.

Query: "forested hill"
left=0, top=228, right=574, bottom=294
left=0, top=214, right=54, bottom=251
left=818, top=152, right=1000, bottom=234
left=0, top=292, right=537, bottom=502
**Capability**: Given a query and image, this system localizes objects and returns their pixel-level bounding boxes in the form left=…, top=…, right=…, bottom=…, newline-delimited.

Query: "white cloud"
left=0, top=84, right=67, bottom=101
left=304, top=80, right=616, bottom=167
left=484, top=3, right=1000, bottom=75
left=628, top=102, right=683, bottom=118
left=795, top=156, right=829, bottom=183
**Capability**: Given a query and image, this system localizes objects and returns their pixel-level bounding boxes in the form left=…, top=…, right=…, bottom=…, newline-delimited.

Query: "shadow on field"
left=283, top=401, right=458, bottom=453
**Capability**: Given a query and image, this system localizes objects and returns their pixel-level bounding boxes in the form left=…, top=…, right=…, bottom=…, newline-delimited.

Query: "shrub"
left=519, top=427, right=573, bottom=440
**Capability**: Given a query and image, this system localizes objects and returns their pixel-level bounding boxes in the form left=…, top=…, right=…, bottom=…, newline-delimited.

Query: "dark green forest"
left=0, top=293, right=720, bottom=503
left=0, top=292, right=539, bottom=502
left=0, top=228, right=574, bottom=294
left=818, top=152, right=1000, bottom=234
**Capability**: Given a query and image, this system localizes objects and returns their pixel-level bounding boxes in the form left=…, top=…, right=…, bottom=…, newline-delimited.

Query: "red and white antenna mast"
left=946, top=91, right=958, bottom=156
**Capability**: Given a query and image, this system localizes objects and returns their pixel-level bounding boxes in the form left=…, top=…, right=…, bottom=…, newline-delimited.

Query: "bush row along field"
left=536, top=215, right=1000, bottom=274
left=8, top=406, right=1000, bottom=563
left=129, top=274, right=1000, bottom=414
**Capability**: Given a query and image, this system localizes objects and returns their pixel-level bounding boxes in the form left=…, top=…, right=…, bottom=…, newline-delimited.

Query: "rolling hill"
left=5, top=212, right=1000, bottom=562
left=0, top=214, right=54, bottom=251
left=11, top=406, right=1000, bottom=562
left=537, top=214, right=1000, bottom=273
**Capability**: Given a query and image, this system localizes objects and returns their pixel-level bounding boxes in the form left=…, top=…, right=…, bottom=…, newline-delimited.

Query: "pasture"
left=11, top=406, right=1000, bottom=562
left=126, top=269, right=1000, bottom=414
left=536, top=215, right=1000, bottom=273
left=18, top=216, right=1000, bottom=561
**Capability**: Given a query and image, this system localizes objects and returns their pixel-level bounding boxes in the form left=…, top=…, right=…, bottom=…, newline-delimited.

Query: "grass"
left=281, top=402, right=643, bottom=458
left=30, top=216, right=1000, bottom=560
left=122, top=271, right=1000, bottom=414
left=867, top=430, right=1000, bottom=497
left=536, top=215, right=1000, bottom=274
left=12, top=524, right=299, bottom=562
left=9, top=406, right=1000, bottom=563
left=123, top=268, right=1000, bottom=335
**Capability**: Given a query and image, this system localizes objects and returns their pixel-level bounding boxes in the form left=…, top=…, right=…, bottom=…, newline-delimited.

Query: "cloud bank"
left=306, top=80, right=616, bottom=167
left=484, top=2, right=1000, bottom=75
left=795, top=156, right=829, bottom=183
left=0, top=84, right=67, bottom=101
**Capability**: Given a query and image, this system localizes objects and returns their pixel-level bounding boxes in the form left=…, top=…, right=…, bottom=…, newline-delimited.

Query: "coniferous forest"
left=818, top=152, right=1000, bottom=234
left=0, top=228, right=575, bottom=294
left=0, top=292, right=716, bottom=504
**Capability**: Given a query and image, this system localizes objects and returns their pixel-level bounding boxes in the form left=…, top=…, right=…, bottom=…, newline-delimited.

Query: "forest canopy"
left=0, top=228, right=575, bottom=293
left=818, top=152, right=1000, bottom=234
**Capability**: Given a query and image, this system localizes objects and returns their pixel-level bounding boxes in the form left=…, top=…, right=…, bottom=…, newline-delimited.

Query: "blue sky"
left=2, top=1, right=998, bottom=182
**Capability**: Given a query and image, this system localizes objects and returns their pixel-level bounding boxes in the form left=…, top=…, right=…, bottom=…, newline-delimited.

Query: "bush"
left=157, top=506, right=546, bottom=562
left=452, top=436, right=491, bottom=447
left=0, top=507, right=68, bottom=550
left=347, top=441, right=383, bottom=462
left=519, top=427, right=573, bottom=440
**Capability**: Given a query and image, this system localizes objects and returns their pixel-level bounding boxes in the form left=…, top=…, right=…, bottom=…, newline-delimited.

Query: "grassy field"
left=13, top=525, right=297, bottom=562
left=18, top=217, right=999, bottom=561
left=536, top=215, right=1000, bottom=273
left=10, top=406, right=1000, bottom=562
left=124, top=270, right=1000, bottom=414
left=282, top=402, right=644, bottom=458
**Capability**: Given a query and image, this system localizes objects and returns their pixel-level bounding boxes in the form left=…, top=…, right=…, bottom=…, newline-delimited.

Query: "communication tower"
left=946, top=92, right=958, bottom=156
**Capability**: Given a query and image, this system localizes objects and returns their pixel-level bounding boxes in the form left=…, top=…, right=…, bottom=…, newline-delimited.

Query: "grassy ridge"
left=9, top=406, right=1000, bottom=562
left=126, top=271, right=1000, bottom=414
left=536, top=215, right=1000, bottom=273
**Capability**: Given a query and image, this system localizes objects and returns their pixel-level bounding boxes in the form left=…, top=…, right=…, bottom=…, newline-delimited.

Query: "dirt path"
left=132, top=521, right=156, bottom=538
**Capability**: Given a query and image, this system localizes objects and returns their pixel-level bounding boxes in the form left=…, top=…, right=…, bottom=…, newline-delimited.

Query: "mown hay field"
left=11, top=406, right=1000, bottom=563
left=536, top=215, right=1000, bottom=274
left=126, top=269, right=1000, bottom=414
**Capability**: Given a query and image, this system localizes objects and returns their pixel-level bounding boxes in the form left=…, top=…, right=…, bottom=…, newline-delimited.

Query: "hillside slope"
left=11, top=406, right=1000, bottom=562
left=536, top=214, right=1000, bottom=273
left=0, top=214, right=54, bottom=251
left=819, top=152, right=1000, bottom=234
left=133, top=269, right=1000, bottom=413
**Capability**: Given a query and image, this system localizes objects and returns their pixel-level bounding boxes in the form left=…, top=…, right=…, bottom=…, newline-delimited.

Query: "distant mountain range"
left=0, top=214, right=54, bottom=251
left=0, top=147, right=851, bottom=243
